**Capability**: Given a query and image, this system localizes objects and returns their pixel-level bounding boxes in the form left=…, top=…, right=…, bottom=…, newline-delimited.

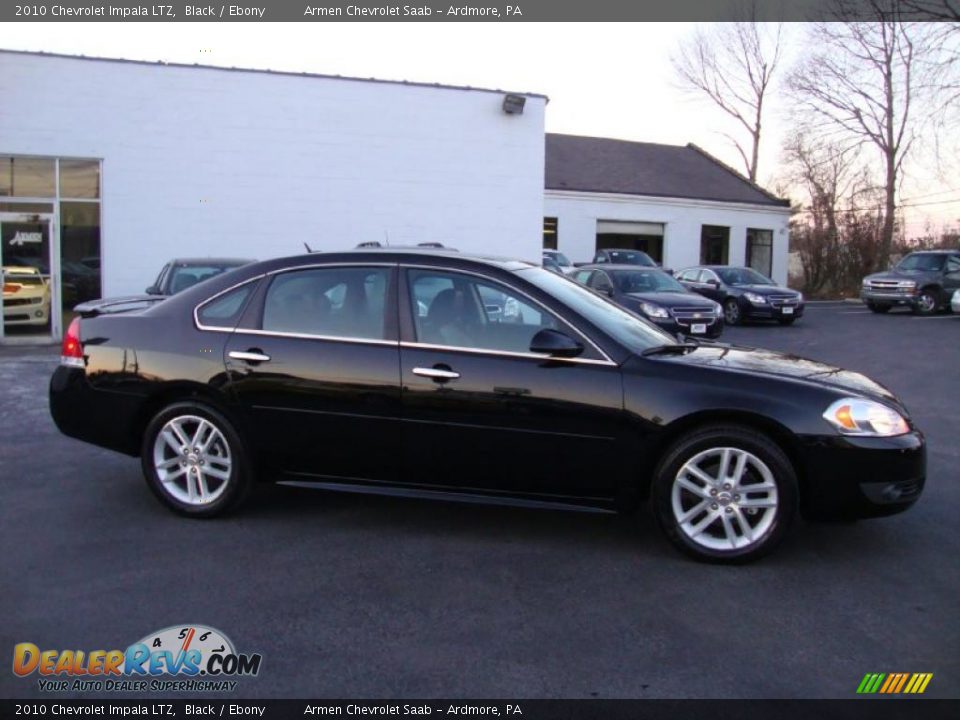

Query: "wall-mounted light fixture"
left=502, top=94, right=526, bottom=115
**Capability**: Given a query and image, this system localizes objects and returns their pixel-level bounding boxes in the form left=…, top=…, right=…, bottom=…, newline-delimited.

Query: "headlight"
left=713, top=301, right=723, bottom=316
left=744, top=292, right=767, bottom=304
left=899, top=280, right=917, bottom=288
left=640, top=302, right=669, bottom=319
left=822, top=398, right=910, bottom=437
left=796, top=292, right=804, bottom=303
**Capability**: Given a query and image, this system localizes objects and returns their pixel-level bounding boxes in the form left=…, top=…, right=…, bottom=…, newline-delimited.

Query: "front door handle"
left=412, top=366, right=460, bottom=381
left=229, top=349, right=271, bottom=364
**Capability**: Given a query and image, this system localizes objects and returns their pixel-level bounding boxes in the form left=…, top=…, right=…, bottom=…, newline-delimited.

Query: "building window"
left=700, top=225, right=729, bottom=265
left=543, top=217, right=558, bottom=250
left=0, top=156, right=56, bottom=198
left=746, top=229, right=773, bottom=277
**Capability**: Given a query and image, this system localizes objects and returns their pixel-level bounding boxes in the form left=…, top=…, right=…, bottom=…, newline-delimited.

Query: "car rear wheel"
left=723, top=299, right=741, bottom=325
left=141, top=402, right=252, bottom=517
left=652, top=425, right=798, bottom=563
left=867, top=302, right=891, bottom=314
left=911, top=288, right=939, bottom=315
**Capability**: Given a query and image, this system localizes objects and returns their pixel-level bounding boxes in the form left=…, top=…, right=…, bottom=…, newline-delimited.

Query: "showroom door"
left=0, top=212, right=58, bottom=343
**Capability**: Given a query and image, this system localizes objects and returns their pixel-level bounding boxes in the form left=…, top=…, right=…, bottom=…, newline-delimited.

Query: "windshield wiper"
left=641, top=343, right=700, bottom=357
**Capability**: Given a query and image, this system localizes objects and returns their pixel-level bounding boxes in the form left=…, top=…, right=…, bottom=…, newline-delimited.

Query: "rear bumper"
left=796, top=431, right=926, bottom=520
left=49, top=366, right=142, bottom=456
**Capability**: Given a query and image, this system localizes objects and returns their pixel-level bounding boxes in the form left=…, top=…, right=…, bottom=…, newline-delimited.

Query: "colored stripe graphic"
left=857, top=673, right=932, bottom=694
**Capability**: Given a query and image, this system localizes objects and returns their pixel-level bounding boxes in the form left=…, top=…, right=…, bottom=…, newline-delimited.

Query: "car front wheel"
left=911, top=288, right=939, bottom=315
left=141, top=402, right=252, bottom=517
left=653, top=425, right=798, bottom=563
left=723, top=299, right=741, bottom=325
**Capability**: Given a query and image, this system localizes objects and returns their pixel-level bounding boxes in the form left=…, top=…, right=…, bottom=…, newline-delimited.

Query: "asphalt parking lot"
left=1, top=302, right=958, bottom=700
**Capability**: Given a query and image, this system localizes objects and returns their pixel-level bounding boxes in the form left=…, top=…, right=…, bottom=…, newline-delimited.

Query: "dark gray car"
left=861, top=250, right=960, bottom=314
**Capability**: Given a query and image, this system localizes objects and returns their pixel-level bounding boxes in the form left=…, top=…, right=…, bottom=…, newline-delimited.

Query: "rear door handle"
left=229, top=350, right=271, bottom=364
left=412, top=366, right=460, bottom=381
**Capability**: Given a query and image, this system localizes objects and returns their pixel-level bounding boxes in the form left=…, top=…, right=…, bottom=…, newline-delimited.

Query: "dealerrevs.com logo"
left=13, top=624, right=262, bottom=693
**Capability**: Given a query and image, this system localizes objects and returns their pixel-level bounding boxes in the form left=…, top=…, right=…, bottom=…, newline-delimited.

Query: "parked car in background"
left=146, top=258, right=255, bottom=297
left=591, top=248, right=658, bottom=267
left=3, top=266, right=50, bottom=327
left=572, top=265, right=723, bottom=338
left=861, top=250, right=960, bottom=315
left=50, top=249, right=925, bottom=563
left=542, top=255, right=565, bottom=275
left=677, top=266, right=804, bottom=326
left=542, top=250, right=575, bottom=275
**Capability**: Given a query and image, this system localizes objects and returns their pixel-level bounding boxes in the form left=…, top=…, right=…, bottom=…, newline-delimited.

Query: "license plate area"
left=691, top=323, right=707, bottom=334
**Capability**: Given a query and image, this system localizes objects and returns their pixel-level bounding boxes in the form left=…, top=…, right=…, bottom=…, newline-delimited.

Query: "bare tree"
left=673, top=18, right=783, bottom=182
left=787, top=2, right=932, bottom=267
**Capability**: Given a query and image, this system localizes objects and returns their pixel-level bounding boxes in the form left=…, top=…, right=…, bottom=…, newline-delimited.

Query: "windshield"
left=612, top=269, right=686, bottom=294
left=897, top=253, right=946, bottom=272
left=545, top=250, right=571, bottom=266
left=715, top=267, right=774, bottom=286
left=604, top=250, right=656, bottom=267
left=518, top=267, right=676, bottom=354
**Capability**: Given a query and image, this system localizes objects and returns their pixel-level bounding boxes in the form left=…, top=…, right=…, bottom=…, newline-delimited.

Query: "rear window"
left=196, top=282, right=256, bottom=329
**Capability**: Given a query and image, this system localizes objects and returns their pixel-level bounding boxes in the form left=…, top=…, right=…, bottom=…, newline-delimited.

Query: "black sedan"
left=677, top=265, right=805, bottom=325
left=571, top=265, right=724, bottom=338
left=50, top=249, right=924, bottom=563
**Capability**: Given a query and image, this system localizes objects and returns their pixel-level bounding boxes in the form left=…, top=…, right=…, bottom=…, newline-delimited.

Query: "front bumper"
left=648, top=315, right=724, bottom=338
left=741, top=300, right=805, bottom=321
left=861, top=288, right=918, bottom=307
left=797, top=431, right=926, bottom=520
left=3, top=301, right=50, bottom=325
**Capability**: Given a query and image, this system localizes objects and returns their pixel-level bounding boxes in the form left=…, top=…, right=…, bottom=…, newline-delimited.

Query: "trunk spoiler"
left=74, top=295, right=167, bottom=318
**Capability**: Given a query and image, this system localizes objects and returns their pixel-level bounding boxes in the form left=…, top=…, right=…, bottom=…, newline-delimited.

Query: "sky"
left=5, top=21, right=959, bottom=237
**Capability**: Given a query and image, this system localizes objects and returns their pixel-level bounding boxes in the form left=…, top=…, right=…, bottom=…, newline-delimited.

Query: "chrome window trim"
left=228, top=327, right=399, bottom=347
left=401, top=263, right=615, bottom=365
left=400, top=341, right=616, bottom=366
left=193, top=275, right=266, bottom=332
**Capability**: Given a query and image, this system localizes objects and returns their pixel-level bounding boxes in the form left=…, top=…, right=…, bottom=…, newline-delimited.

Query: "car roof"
left=170, top=258, right=254, bottom=266
left=599, top=248, right=650, bottom=253
left=252, top=248, right=538, bottom=273
left=580, top=264, right=664, bottom=271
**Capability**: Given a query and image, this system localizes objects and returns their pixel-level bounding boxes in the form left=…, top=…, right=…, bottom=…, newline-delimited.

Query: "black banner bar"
left=2, top=700, right=959, bottom=720
left=3, top=0, right=956, bottom=23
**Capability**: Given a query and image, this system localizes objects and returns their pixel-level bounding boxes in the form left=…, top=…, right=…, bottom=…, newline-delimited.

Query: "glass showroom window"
left=746, top=229, right=773, bottom=277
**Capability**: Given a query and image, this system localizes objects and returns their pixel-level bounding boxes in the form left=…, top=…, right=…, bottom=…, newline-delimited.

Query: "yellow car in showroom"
left=3, top=266, right=51, bottom=327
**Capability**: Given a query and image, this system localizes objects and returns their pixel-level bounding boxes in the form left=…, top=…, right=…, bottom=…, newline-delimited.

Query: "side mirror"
left=145, top=285, right=161, bottom=295
left=529, top=328, right=584, bottom=358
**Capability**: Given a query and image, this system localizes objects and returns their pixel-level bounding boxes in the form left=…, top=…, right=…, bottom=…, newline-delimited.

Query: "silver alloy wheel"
left=152, top=414, right=233, bottom=505
left=671, top=446, right=778, bottom=552
left=724, top=300, right=740, bottom=324
left=917, top=292, right=937, bottom=313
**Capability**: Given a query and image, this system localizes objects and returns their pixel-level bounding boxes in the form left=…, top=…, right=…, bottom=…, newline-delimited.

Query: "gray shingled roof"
left=545, top=134, right=789, bottom=207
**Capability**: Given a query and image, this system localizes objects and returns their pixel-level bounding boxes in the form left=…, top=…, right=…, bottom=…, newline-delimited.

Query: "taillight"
left=61, top=317, right=84, bottom=368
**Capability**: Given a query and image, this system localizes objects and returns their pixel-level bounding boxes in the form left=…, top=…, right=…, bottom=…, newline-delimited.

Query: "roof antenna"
left=304, top=242, right=314, bottom=253
left=384, top=230, right=391, bottom=247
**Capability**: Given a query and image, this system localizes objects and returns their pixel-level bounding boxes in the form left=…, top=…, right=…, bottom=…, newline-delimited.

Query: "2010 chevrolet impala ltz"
left=49, top=249, right=926, bottom=562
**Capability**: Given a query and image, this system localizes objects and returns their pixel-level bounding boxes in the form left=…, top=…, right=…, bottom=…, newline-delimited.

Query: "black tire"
left=723, top=298, right=741, bottom=326
left=778, top=317, right=796, bottom=325
left=141, top=401, right=253, bottom=517
left=867, top=302, right=891, bottom=314
left=911, top=288, right=940, bottom=315
left=652, top=425, right=798, bottom=563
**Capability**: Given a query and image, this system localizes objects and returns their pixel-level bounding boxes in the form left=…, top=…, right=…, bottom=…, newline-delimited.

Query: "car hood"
left=864, top=268, right=937, bottom=282
left=625, top=291, right=715, bottom=307
left=664, top=345, right=898, bottom=404
left=729, top=284, right=794, bottom=296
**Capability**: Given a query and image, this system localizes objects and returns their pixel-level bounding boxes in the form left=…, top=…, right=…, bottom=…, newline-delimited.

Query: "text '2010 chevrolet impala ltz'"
left=49, top=249, right=926, bottom=562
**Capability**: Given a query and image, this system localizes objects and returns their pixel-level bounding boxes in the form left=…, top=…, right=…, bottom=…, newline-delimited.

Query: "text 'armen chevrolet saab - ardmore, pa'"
left=49, top=249, right=925, bottom=562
